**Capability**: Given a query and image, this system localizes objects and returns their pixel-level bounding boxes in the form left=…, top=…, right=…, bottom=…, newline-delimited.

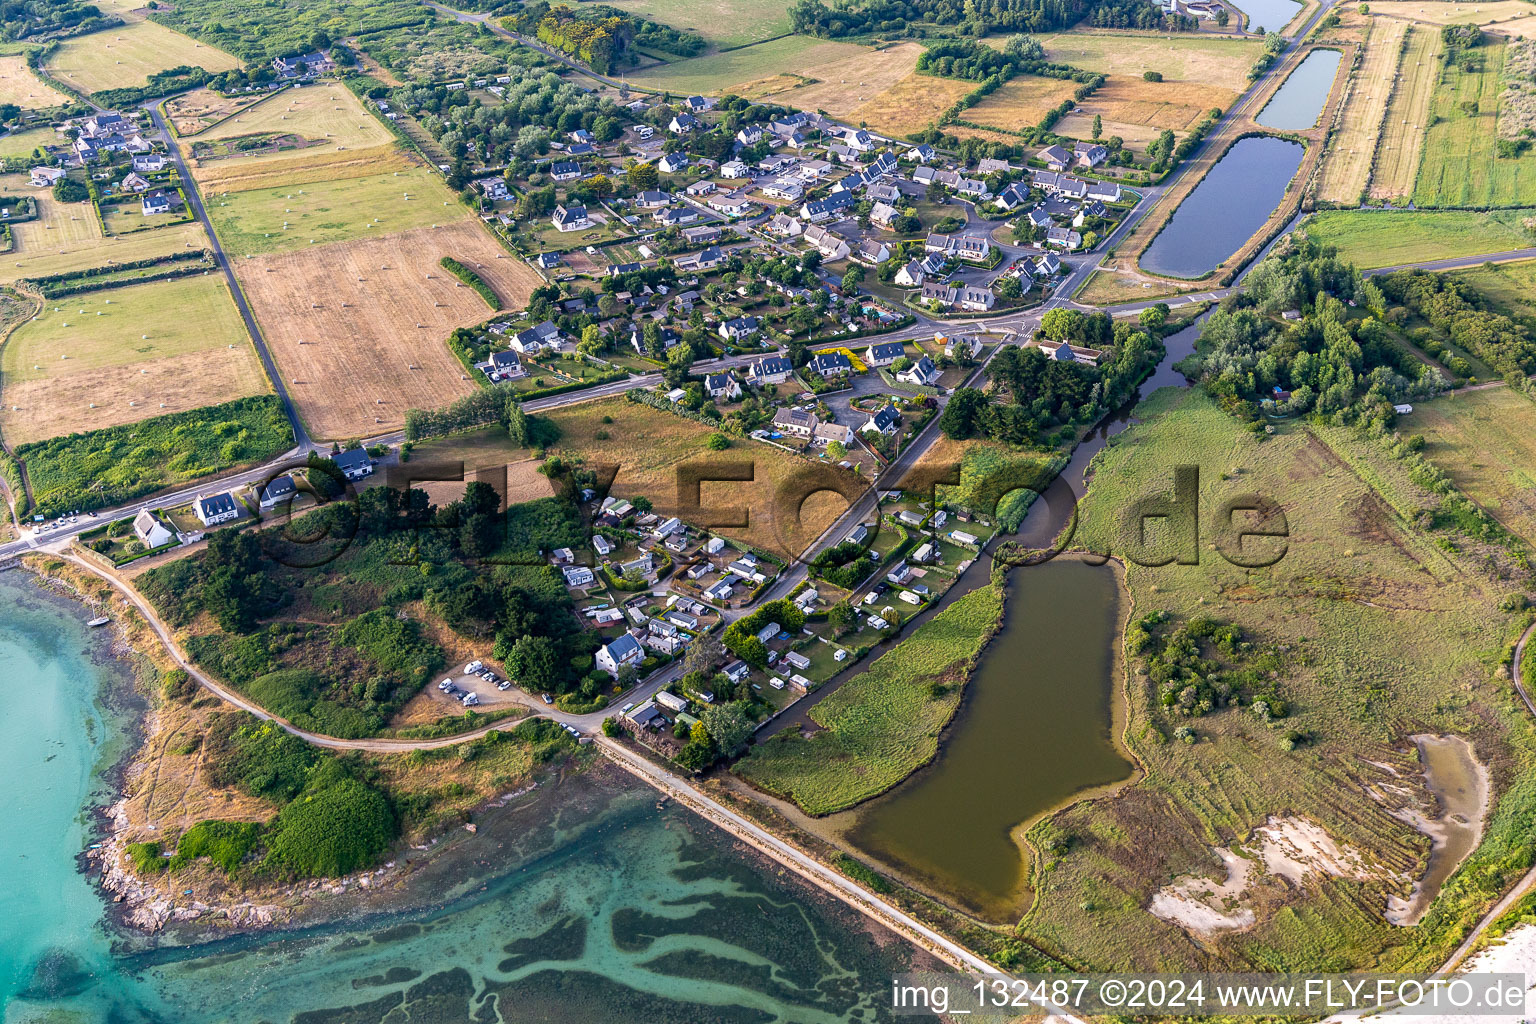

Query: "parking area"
left=429, top=659, right=524, bottom=711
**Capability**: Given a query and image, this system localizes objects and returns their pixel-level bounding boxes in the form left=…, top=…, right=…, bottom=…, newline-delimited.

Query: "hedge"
left=439, top=256, right=501, bottom=309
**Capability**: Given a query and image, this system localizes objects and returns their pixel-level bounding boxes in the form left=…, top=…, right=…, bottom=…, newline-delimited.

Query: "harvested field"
left=944, top=124, right=1029, bottom=144
left=1370, top=25, right=1441, bottom=201
left=163, top=87, right=264, bottom=136
left=1319, top=16, right=1408, bottom=204
left=1404, top=385, right=1536, bottom=546
left=1053, top=112, right=1167, bottom=155
left=965, top=76, right=1082, bottom=131
left=610, top=0, right=793, bottom=47
left=1034, top=30, right=1262, bottom=92
left=205, top=166, right=464, bottom=257
left=0, top=275, right=265, bottom=444
left=0, top=347, right=270, bottom=445
left=1365, top=0, right=1531, bottom=25
left=44, top=20, right=238, bottom=95
left=628, top=36, right=868, bottom=96
left=846, top=73, right=974, bottom=139
left=747, top=42, right=922, bottom=119
left=188, top=81, right=393, bottom=154
left=1414, top=40, right=1536, bottom=207
left=1066, top=75, right=1234, bottom=140
left=179, top=81, right=401, bottom=191
left=242, top=221, right=541, bottom=440
left=0, top=56, right=69, bottom=110
left=0, top=174, right=210, bottom=285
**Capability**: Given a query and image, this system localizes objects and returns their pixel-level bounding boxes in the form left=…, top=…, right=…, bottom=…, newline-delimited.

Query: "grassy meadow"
left=1302, top=209, right=1536, bottom=267
left=628, top=35, right=869, bottom=95
left=1402, top=386, right=1536, bottom=547
left=204, top=166, right=466, bottom=257
left=1016, top=386, right=1536, bottom=972
left=735, top=584, right=1006, bottom=815
left=609, top=0, right=792, bottom=47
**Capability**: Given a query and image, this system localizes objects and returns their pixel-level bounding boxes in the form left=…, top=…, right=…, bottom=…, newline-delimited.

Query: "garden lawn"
left=734, top=584, right=1005, bottom=815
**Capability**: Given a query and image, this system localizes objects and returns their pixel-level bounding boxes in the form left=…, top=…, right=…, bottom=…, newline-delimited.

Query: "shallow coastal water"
left=0, top=572, right=938, bottom=1023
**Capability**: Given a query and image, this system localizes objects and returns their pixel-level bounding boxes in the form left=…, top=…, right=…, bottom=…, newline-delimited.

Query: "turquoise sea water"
left=0, top=572, right=936, bottom=1023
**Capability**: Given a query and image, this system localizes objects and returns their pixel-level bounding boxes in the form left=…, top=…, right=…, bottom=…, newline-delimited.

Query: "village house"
left=258, top=474, right=297, bottom=510
left=681, top=224, right=721, bottom=245
left=898, top=355, right=943, bottom=387
left=669, top=112, right=701, bottom=135
left=1036, top=339, right=1103, bottom=366
left=1073, top=142, right=1109, bottom=168
left=133, top=510, right=174, bottom=549
left=800, top=190, right=856, bottom=223
left=853, top=238, right=889, bottom=264
left=748, top=354, right=792, bottom=384
left=1037, top=144, right=1071, bottom=171
left=720, top=159, right=750, bottom=178
left=655, top=206, right=699, bottom=227
left=658, top=152, right=690, bottom=174
left=596, top=633, right=645, bottom=677
left=685, top=179, right=715, bottom=197
left=866, top=341, right=906, bottom=367
left=924, top=232, right=991, bottom=263
left=772, top=407, right=818, bottom=439
left=705, top=372, right=741, bottom=401
left=869, top=201, right=899, bottom=230
left=706, top=192, right=753, bottom=216
left=719, top=316, right=761, bottom=343
left=563, top=564, right=595, bottom=588
left=762, top=179, right=805, bottom=201
left=803, top=223, right=849, bottom=260
left=816, top=420, right=853, bottom=446
left=767, top=212, right=803, bottom=238
left=29, top=166, right=65, bottom=188
left=808, top=351, right=853, bottom=378
left=195, top=492, right=240, bottom=527
left=510, top=320, right=564, bottom=355
left=119, top=172, right=151, bottom=193
left=862, top=404, right=900, bottom=435
left=141, top=190, right=177, bottom=216
left=634, top=190, right=672, bottom=209
left=551, top=203, right=590, bottom=231
left=330, top=448, right=375, bottom=481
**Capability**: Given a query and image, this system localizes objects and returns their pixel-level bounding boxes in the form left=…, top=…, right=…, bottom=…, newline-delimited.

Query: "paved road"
left=1367, top=247, right=1536, bottom=275
left=145, top=105, right=310, bottom=449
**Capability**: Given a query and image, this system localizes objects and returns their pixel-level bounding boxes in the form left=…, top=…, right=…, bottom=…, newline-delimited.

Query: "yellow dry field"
left=0, top=274, right=268, bottom=444
left=241, top=221, right=543, bottom=440
left=745, top=42, right=924, bottom=118
left=1365, top=0, right=1531, bottom=25
left=44, top=20, right=239, bottom=95
left=1036, top=30, right=1262, bottom=91
left=945, top=124, right=1026, bottom=144
left=0, top=174, right=210, bottom=285
left=1370, top=25, right=1442, bottom=201
left=1319, top=17, right=1409, bottom=203
left=1054, top=110, right=1167, bottom=154
left=0, top=56, right=69, bottom=110
left=164, top=87, right=264, bottom=137
left=965, top=76, right=1081, bottom=131
left=180, top=81, right=400, bottom=192
left=1487, top=13, right=1536, bottom=34
left=1073, top=75, right=1234, bottom=135
left=846, top=73, right=974, bottom=138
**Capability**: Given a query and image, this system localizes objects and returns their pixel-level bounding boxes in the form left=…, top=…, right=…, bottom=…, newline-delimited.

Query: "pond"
left=844, top=560, right=1135, bottom=922
left=1256, top=49, right=1342, bottom=129
left=1140, top=136, right=1305, bottom=280
left=1386, top=734, right=1488, bottom=926
left=1228, top=0, right=1302, bottom=33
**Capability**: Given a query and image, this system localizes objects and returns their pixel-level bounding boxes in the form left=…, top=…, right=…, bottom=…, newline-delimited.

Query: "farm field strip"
left=1413, top=40, right=1536, bottom=207
left=608, top=0, right=792, bottom=48
left=164, top=87, right=266, bottom=137
left=187, top=81, right=394, bottom=153
left=1403, top=385, right=1536, bottom=546
left=44, top=20, right=238, bottom=94
left=0, top=56, right=69, bottom=110
left=1364, top=0, right=1532, bottom=26
left=847, top=73, right=973, bottom=138
left=1302, top=208, right=1536, bottom=267
left=1318, top=16, right=1408, bottom=203
left=965, top=76, right=1082, bottom=131
left=239, top=221, right=540, bottom=440
left=1370, top=25, right=1441, bottom=201
left=1033, top=30, right=1263, bottom=91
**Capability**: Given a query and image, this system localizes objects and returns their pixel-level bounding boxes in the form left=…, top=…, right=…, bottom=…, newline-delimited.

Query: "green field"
left=203, top=166, right=465, bottom=257
left=3, top=275, right=248, bottom=381
left=610, top=0, right=791, bottom=48
left=0, top=126, right=58, bottom=161
left=1017, top=385, right=1536, bottom=972
left=735, top=584, right=1005, bottom=815
left=1402, top=383, right=1536, bottom=546
left=1413, top=41, right=1536, bottom=208
left=45, top=19, right=240, bottom=95
left=19, top=395, right=293, bottom=516
left=627, top=35, right=869, bottom=94
left=1444, top=256, right=1536, bottom=322
left=1303, top=209, right=1536, bottom=267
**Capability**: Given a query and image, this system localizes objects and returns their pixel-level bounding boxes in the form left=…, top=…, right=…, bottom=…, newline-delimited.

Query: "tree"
left=841, top=267, right=864, bottom=294
left=683, top=632, right=726, bottom=676
left=664, top=342, right=694, bottom=387
left=828, top=600, right=857, bottom=631
left=826, top=440, right=847, bottom=459
left=1091, top=114, right=1103, bottom=140
left=579, top=324, right=603, bottom=353
left=1215, top=7, right=1230, bottom=25
left=625, top=159, right=659, bottom=191
left=706, top=432, right=730, bottom=450
left=939, top=386, right=989, bottom=439
left=1138, top=303, right=1169, bottom=330
left=675, top=722, right=716, bottom=770
left=1143, top=70, right=1163, bottom=82
left=994, top=275, right=1023, bottom=300
left=52, top=178, right=88, bottom=203
left=587, top=173, right=613, bottom=197
left=507, top=635, right=561, bottom=693
left=1041, top=307, right=1086, bottom=341
left=700, top=702, right=754, bottom=756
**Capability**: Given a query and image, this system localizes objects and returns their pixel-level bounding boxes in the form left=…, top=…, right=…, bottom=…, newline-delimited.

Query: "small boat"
left=86, top=616, right=110, bottom=628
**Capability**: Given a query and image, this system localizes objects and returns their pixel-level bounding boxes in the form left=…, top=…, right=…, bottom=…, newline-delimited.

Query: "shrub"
left=1143, top=70, right=1163, bottom=82
left=169, top=820, right=260, bottom=874
left=126, top=841, right=168, bottom=874
left=263, top=765, right=396, bottom=878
